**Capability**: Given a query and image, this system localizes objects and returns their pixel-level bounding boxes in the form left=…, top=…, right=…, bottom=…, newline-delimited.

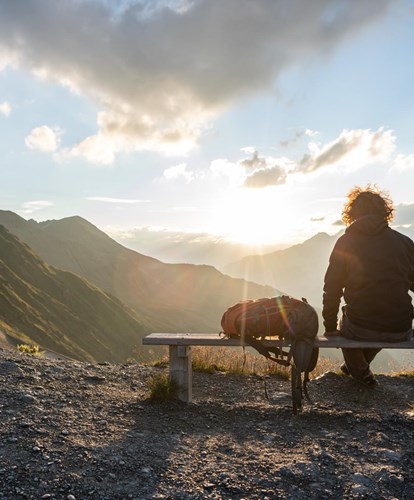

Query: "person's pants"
left=339, top=312, right=412, bottom=380
left=341, top=347, right=381, bottom=380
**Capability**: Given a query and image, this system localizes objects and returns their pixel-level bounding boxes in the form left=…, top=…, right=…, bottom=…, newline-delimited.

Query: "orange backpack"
left=221, top=296, right=318, bottom=344
left=221, top=296, right=319, bottom=411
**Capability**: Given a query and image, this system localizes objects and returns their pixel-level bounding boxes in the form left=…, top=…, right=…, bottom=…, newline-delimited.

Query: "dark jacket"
left=323, top=214, right=414, bottom=333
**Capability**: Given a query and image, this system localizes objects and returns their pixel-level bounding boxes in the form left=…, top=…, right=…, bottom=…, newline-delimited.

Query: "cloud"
left=393, top=203, right=414, bottom=226
left=20, top=200, right=54, bottom=214
left=25, top=125, right=61, bottom=152
left=240, top=150, right=268, bottom=170
left=0, top=101, right=11, bottom=116
left=392, top=154, right=414, bottom=172
left=240, top=146, right=256, bottom=155
left=298, top=128, right=395, bottom=173
left=210, top=158, right=246, bottom=187
left=61, top=133, right=116, bottom=165
left=163, top=163, right=195, bottom=183
left=86, top=196, right=150, bottom=204
left=210, top=127, right=396, bottom=190
left=241, top=150, right=293, bottom=188
left=244, top=164, right=287, bottom=188
left=210, top=149, right=292, bottom=189
left=279, top=128, right=318, bottom=148
left=0, top=0, right=392, bottom=162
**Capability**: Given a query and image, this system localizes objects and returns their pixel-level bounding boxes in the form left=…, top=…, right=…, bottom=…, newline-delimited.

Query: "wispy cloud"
left=310, top=216, right=325, bottom=222
left=170, top=206, right=198, bottom=212
left=163, top=163, right=195, bottom=183
left=25, top=125, right=61, bottom=152
left=0, top=0, right=392, bottom=163
left=20, top=200, right=54, bottom=214
left=279, top=128, right=318, bottom=148
left=0, top=101, right=11, bottom=116
left=392, top=153, right=414, bottom=172
left=86, top=197, right=150, bottom=204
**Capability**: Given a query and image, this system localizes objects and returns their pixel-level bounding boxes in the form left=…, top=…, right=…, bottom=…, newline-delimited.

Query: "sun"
left=211, top=188, right=298, bottom=246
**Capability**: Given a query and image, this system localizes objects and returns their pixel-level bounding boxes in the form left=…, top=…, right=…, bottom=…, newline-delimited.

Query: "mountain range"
left=223, top=232, right=339, bottom=308
left=0, top=210, right=275, bottom=361
left=222, top=224, right=414, bottom=310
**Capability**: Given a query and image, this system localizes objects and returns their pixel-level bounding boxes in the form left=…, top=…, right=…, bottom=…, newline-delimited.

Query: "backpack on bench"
left=220, top=296, right=319, bottom=412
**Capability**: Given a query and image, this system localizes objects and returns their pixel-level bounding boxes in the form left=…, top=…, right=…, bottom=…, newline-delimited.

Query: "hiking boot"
left=355, top=374, right=378, bottom=388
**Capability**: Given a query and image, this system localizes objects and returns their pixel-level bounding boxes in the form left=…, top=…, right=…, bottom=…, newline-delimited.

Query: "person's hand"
left=324, top=330, right=341, bottom=337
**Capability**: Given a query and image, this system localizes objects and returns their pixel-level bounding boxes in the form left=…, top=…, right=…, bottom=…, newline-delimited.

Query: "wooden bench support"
left=169, top=345, right=192, bottom=402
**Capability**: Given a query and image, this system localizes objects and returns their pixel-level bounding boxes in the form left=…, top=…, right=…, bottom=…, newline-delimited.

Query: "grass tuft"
left=151, top=358, right=169, bottom=369
left=17, top=344, right=44, bottom=356
left=147, top=373, right=180, bottom=401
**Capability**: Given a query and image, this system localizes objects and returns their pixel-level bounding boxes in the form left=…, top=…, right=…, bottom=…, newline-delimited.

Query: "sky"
left=1, top=0, right=414, bottom=247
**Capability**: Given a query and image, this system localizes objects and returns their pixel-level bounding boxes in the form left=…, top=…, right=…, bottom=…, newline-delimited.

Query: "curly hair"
left=342, top=185, right=394, bottom=225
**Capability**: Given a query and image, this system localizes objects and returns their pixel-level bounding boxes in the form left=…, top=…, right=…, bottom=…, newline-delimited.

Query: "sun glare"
left=212, top=188, right=299, bottom=246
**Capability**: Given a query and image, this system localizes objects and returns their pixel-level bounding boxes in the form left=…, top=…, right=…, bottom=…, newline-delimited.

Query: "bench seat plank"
left=143, top=333, right=414, bottom=349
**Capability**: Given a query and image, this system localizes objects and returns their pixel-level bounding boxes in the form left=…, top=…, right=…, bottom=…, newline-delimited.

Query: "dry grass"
left=312, top=356, right=338, bottom=378
left=148, top=346, right=340, bottom=380
left=194, top=346, right=340, bottom=379
left=191, top=346, right=291, bottom=378
left=388, top=355, right=414, bottom=377
left=391, top=369, right=414, bottom=378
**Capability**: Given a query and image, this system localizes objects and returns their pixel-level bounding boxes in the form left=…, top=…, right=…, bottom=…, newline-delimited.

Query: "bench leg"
left=169, top=345, right=192, bottom=403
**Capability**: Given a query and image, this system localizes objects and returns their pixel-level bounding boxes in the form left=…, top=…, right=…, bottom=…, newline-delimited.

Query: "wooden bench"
left=142, top=333, right=414, bottom=411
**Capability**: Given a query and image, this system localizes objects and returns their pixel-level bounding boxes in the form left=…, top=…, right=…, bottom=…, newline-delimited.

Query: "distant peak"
left=60, top=215, right=94, bottom=226
left=306, top=232, right=331, bottom=241
left=40, top=215, right=99, bottom=231
left=0, top=210, right=32, bottom=228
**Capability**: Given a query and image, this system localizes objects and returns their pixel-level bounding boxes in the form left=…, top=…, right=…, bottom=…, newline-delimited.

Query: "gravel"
left=0, top=346, right=413, bottom=499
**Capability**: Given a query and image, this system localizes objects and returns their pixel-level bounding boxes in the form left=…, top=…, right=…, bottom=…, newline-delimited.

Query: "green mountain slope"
left=0, top=224, right=155, bottom=363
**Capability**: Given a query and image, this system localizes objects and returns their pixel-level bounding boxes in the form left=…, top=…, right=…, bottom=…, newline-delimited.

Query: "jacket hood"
left=346, top=214, right=388, bottom=236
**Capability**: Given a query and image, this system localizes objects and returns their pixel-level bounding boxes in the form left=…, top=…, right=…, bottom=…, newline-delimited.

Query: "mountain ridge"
left=0, top=210, right=276, bottom=336
left=0, top=224, right=154, bottom=363
left=223, top=231, right=339, bottom=308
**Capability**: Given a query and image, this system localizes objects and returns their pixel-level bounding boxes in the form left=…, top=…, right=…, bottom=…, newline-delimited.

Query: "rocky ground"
left=0, top=345, right=413, bottom=500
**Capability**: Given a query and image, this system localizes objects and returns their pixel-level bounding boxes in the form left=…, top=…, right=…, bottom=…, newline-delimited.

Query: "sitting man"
left=322, top=185, right=414, bottom=386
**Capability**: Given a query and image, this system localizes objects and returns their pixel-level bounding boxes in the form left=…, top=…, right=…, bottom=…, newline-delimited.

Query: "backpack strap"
left=245, top=337, right=292, bottom=367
